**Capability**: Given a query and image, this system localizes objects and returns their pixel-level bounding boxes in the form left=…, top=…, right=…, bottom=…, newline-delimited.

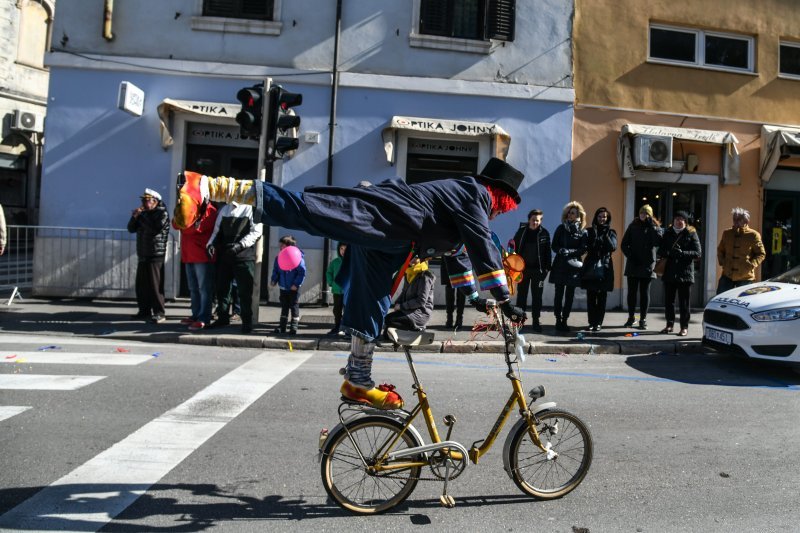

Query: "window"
left=649, top=24, right=754, bottom=73
left=780, top=41, right=800, bottom=78
left=411, top=0, right=514, bottom=53
left=202, top=0, right=273, bottom=20
left=193, top=0, right=281, bottom=35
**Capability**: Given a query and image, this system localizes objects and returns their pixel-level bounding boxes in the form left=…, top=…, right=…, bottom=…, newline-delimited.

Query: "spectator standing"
left=326, top=242, right=348, bottom=335
left=0, top=203, right=6, bottom=256
left=439, top=260, right=465, bottom=330
left=659, top=211, right=702, bottom=337
left=549, top=201, right=588, bottom=332
left=207, top=202, right=262, bottom=333
left=172, top=202, right=218, bottom=331
left=127, top=188, right=170, bottom=323
left=716, top=207, right=766, bottom=294
left=580, top=207, right=617, bottom=331
left=384, top=255, right=436, bottom=331
left=271, top=235, right=306, bottom=335
left=511, top=208, right=552, bottom=333
left=621, top=205, right=663, bottom=330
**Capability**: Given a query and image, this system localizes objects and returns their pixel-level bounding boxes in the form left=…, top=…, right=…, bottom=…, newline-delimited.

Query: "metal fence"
left=0, top=225, right=175, bottom=299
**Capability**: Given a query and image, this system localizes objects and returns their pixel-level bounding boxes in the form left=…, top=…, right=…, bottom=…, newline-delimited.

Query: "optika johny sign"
left=393, top=117, right=497, bottom=135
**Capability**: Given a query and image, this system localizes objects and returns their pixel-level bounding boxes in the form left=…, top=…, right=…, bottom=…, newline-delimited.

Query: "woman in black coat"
left=621, top=204, right=663, bottom=329
left=580, top=207, right=617, bottom=331
left=549, top=201, right=588, bottom=332
left=658, top=211, right=702, bottom=337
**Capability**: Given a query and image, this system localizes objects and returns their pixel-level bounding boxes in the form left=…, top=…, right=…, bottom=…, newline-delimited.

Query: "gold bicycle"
left=319, top=304, right=593, bottom=514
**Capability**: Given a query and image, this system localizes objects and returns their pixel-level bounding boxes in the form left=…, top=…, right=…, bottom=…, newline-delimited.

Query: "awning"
left=759, top=125, right=800, bottom=183
left=157, top=98, right=241, bottom=149
left=617, top=123, right=740, bottom=184
left=381, top=116, right=511, bottom=164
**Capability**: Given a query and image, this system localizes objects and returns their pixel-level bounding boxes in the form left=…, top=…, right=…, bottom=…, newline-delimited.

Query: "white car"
left=703, top=265, right=800, bottom=364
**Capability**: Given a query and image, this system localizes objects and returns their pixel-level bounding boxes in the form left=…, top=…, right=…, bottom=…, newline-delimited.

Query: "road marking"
left=0, top=352, right=153, bottom=366
left=0, top=406, right=32, bottom=422
left=0, top=374, right=105, bottom=390
left=0, top=350, right=312, bottom=531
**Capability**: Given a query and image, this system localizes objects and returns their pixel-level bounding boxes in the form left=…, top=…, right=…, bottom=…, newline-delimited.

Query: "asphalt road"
left=1, top=333, right=799, bottom=532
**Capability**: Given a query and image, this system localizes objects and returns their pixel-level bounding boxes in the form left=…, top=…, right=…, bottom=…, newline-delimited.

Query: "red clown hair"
left=485, top=184, right=518, bottom=214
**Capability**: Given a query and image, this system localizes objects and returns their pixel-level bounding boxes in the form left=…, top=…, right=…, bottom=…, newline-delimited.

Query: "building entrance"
left=633, top=182, right=707, bottom=307
left=762, top=191, right=798, bottom=278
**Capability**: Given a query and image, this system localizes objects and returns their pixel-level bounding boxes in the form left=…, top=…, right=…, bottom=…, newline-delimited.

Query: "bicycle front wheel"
left=509, top=409, right=592, bottom=499
left=320, top=416, right=423, bottom=514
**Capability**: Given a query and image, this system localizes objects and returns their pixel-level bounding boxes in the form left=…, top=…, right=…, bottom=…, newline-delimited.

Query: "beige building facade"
left=573, top=0, right=800, bottom=307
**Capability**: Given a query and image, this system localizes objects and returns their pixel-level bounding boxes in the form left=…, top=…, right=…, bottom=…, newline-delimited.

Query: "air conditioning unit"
left=631, top=134, right=672, bottom=169
left=12, top=109, right=44, bottom=133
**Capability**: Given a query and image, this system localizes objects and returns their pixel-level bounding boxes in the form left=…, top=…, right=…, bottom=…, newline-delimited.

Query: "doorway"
left=633, top=182, right=708, bottom=307
left=762, top=191, right=798, bottom=278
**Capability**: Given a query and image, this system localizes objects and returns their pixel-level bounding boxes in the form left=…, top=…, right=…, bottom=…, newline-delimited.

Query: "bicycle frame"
left=367, top=308, right=550, bottom=474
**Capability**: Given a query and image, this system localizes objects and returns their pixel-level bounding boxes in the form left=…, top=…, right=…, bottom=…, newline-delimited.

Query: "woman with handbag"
left=621, top=205, right=663, bottom=330
left=549, top=201, right=588, bottom=332
left=581, top=207, right=617, bottom=331
left=658, top=211, right=702, bottom=336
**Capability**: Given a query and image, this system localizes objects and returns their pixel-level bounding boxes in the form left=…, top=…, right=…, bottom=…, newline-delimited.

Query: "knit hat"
left=639, top=204, right=653, bottom=217
left=140, top=188, right=162, bottom=201
left=674, top=210, right=690, bottom=222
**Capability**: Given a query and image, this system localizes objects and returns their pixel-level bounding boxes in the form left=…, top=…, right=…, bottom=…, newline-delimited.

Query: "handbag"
left=582, top=258, right=605, bottom=281
left=654, top=233, right=684, bottom=277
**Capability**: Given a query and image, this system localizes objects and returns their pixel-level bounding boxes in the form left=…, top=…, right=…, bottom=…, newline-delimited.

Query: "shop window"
left=405, top=138, right=479, bottom=184
left=193, top=0, right=282, bottom=35
left=17, top=0, right=51, bottom=69
left=780, top=41, right=800, bottom=79
left=412, top=0, right=515, bottom=54
left=649, top=24, right=754, bottom=73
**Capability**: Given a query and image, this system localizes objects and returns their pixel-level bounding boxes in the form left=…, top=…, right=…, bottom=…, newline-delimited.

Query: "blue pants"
left=185, top=262, right=215, bottom=324
left=256, top=183, right=409, bottom=341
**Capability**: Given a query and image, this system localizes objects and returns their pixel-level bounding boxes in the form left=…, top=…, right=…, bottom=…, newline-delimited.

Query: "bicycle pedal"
left=439, top=494, right=456, bottom=508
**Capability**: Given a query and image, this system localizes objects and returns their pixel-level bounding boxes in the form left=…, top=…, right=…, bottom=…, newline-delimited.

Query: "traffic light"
left=235, top=84, right=265, bottom=139
left=266, top=85, right=302, bottom=160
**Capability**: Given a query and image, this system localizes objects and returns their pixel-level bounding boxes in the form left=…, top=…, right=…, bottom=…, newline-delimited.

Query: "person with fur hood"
left=658, top=211, right=702, bottom=337
left=580, top=207, right=617, bottom=331
left=549, top=201, right=588, bottom=332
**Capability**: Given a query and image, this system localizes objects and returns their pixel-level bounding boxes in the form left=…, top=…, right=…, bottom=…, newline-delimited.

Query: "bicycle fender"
left=501, top=402, right=557, bottom=479
left=322, top=413, right=427, bottom=456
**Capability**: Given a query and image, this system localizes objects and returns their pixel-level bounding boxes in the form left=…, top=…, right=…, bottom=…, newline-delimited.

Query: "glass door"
left=762, top=192, right=799, bottom=278
left=633, top=182, right=707, bottom=307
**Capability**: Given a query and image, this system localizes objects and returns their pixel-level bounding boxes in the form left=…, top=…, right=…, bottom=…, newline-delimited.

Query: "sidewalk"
left=0, top=297, right=705, bottom=355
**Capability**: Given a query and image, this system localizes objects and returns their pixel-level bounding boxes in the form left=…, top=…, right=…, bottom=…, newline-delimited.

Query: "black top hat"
left=474, top=157, right=524, bottom=204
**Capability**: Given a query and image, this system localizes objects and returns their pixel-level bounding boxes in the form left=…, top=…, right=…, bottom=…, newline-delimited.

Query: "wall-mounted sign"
left=407, top=138, right=478, bottom=156
left=118, top=81, right=145, bottom=116
left=187, top=123, right=258, bottom=148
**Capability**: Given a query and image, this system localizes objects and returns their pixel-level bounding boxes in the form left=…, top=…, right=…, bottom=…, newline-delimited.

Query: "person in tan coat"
left=716, top=207, right=766, bottom=294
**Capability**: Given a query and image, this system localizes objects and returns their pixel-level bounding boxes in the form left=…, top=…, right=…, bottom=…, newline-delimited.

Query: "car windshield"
left=769, top=265, right=800, bottom=285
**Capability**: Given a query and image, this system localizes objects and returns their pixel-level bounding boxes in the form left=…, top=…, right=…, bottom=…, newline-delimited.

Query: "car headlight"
left=751, top=307, right=800, bottom=322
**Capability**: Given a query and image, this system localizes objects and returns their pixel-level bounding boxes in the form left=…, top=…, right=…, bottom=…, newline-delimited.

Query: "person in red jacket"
left=172, top=201, right=218, bottom=330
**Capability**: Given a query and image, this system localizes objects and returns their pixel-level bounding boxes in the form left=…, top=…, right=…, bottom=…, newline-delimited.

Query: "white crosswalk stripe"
left=0, top=406, right=32, bottom=422
left=0, top=374, right=106, bottom=390
left=1, top=352, right=154, bottom=365
left=0, top=350, right=312, bottom=531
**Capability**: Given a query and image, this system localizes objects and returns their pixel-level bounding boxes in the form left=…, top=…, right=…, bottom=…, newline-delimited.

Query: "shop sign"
left=408, top=139, right=478, bottom=156
left=187, top=123, right=258, bottom=147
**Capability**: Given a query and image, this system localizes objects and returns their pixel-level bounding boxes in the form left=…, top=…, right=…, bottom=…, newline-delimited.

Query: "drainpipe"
left=320, top=0, right=342, bottom=304
left=103, top=0, right=114, bottom=41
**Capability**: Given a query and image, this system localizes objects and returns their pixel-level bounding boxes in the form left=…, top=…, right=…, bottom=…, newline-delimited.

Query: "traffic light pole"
left=251, top=77, right=273, bottom=326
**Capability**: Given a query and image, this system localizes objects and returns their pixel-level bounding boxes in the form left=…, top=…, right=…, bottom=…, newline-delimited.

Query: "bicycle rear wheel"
left=320, top=416, right=423, bottom=514
left=509, top=409, right=592, bottom=499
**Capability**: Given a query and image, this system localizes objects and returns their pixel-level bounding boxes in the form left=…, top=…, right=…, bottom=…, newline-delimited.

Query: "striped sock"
left=343, top=337, right=375, bottom=389
left=206, top=176, right=256, bottom=205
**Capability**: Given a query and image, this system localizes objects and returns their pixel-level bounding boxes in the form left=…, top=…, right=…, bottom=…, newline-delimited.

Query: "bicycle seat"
left=386, top=328, right=435, bottom=346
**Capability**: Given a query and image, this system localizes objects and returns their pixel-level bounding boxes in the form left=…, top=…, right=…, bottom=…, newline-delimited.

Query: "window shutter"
left=486, top=0, right=515, bottom=42
left=204, top=0, right=236, bottom=18
left=420, top=0, right=450, bottom=37
left=203, top=0, right=272, bottom=20
left=241, top=0, right=272, bottom=19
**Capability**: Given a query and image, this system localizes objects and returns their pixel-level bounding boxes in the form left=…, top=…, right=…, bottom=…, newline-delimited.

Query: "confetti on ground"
left=545, top=358, right=558, bottom=362
left=37, top=345, right=62, bottom=351
left=624, top=332, right=640, bottom=338
left=16, top=359, right=27, bottom=363
left=115, top=347, right=130, bottom=353
left=288, top=341, right=293, bottom=351
left=151, top=352, right=161, bottom=357
left=5, top=355, right=17, bottom=359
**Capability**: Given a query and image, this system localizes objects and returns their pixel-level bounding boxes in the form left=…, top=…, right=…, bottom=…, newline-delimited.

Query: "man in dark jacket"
left=174, top=158, right=526, bottom=410
left=511, top=208, right=551, bottom=332
left=127, top=188, right=170, bottom=323
left=207, top=202, right=263, bottom=334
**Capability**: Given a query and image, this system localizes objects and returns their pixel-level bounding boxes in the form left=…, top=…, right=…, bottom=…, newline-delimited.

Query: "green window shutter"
left=486, top=0, right=515, bottom=41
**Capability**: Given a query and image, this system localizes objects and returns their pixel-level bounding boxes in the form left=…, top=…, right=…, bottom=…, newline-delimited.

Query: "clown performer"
left=173, top=158, right=527, bottom=410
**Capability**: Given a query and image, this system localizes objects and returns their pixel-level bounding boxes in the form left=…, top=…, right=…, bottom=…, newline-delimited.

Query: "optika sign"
left=189, top=104, right=230, bottom=116
left=394, top=117, right=496, bottom=135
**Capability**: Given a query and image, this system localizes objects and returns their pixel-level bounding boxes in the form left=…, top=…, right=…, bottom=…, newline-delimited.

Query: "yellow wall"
left=574, top=0, right=800, bottom=124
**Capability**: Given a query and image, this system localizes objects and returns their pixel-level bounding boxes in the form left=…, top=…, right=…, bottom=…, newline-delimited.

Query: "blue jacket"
left=271, top=255, right=306, bottom=290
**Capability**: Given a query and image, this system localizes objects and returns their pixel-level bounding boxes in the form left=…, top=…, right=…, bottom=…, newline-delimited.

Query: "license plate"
left=705, top=327, right=732, bottom=345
